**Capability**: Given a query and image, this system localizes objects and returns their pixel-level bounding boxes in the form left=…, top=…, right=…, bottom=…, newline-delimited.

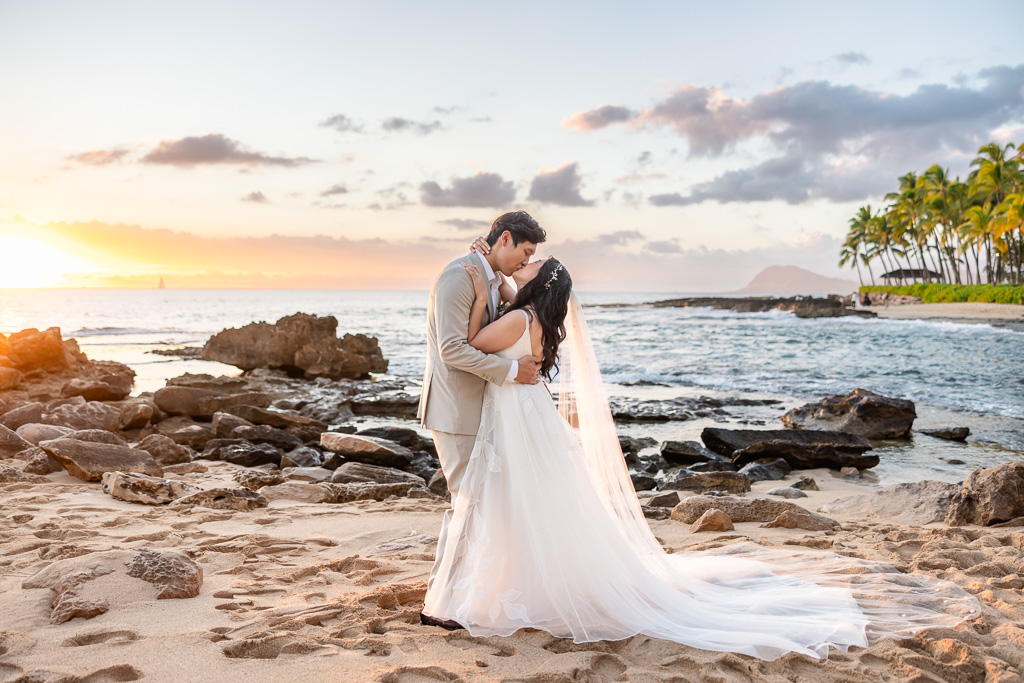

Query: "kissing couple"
left=415, top=211, right=978, bottom=661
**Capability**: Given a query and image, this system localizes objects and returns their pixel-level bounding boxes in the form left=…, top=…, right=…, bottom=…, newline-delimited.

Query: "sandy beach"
left=2, top=460, right=1022, bottom=683
left=869, top=301, right=1024, bottom=323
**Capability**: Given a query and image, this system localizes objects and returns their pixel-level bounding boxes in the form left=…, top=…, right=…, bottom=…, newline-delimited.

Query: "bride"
left=421, top=252, right=979, bottom=661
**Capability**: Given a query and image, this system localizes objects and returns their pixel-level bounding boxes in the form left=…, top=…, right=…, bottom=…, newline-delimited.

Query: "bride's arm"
left=469, top=309, right=528, bottom=354
left=462, top=263, right=489, bottom=343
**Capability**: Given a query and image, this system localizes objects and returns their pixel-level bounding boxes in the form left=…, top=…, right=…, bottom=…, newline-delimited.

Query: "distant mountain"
left=736, top=266, right=858, bottom=295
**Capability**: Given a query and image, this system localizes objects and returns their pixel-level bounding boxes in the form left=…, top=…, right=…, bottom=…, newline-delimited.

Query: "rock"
left=21, top=447, right=64, bottom=475
left=781, top=389, right=916, bottom=439
left=259, top=481, right=336, bottom=503
left=65, top=429, right=127, bottom=446
left=653, top=296, right=874, bottom=319
left=320, top=432, right=414, bottom=468
left=760, top=509, right=840, bottom=531
left=170, top=487, right=268, bottom=510
left=212, top=411, right=254, bottom=438
left=228, top=405, right=327, bottom=431
left=690, top=508, right=734, bottom=532
left=330, top=461, right=425, bottom=485
left=619, top=435, right=657, bottom=455
left=164, top=424, right=214, bottom=449
left=671, top=495, right=817, bottom=524
left=686, top=458, right=738, bottom=472
left=673, top=471, right=750, bottom=494
left=0, top=463, right=49, bottom=483
left=217, top=442, right=282, bottom=468
left=39, top=437, right=163, bottom=481
left=703, top=427, right=872, bottom=459
left=356, top=426, right=434, bottom=453
left=350, top=391, right=420, bottom=419
left=819, top=480, right=959, bottom=525
left=765, top=486, right=808, bottom=499
left=731, top=439, right=879, bottom=471
left=101, top=471, right=201, bottom=505
left=920, top=427, right=970, bottom=442
left=631, top=473, right=658, bottom=491
left=202, top=312, right=388, bottom=379
left=44, top=401, right=122, bottom=431
left=154, top=386, right=272, bottom=418
left=232, top=468, right=285, bottom=490
left=281, top=445, right=323, bottom=468
left=642, top=506, right=669, bottom=520
left=1, top=424, right=34, bottom=458
left=645, top=491, right=681, bottom=508
left=118, top=399, right=155, bottom=430
left=946, top=462, right=1024, bottom=526
left=61, top=366, right=135, bottom=401
left=428, top=469, right=448, bottom=497
left=327, top=481, right=428, bottom=503
left=738, top=457, right=791, bottom=482
left=230, top=424, right=302, bottom=449
left=125, top=548, right=203, bottom=599
left=0, top=402, right=45, bottom=430
left=163, top=462, right=207, bottom=474
left=839, top=466, right=861, bottom=479
left=4, top=327, right=71, bottom=372
left=792, top=476, right=819, bottom=491
left=0, top=366, right=22, bottom=390
left=23, top=558, right=115, bottom=624
left=135, top=434, right=193, bottom=466
left=660, top=440, right=724, bottom=466
left=281, top=466, right=332, bottom=483
left=405, top=451, right=439, bottom=483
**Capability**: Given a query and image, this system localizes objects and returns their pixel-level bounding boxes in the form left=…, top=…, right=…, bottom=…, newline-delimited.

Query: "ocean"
left=2, top=288, right=1022, bottom=486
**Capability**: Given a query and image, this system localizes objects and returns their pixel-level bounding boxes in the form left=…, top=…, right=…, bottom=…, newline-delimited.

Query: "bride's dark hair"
left=503, top=258, right=572, bottom=381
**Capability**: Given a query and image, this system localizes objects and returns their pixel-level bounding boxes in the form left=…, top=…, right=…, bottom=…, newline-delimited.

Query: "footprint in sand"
left=377, top=666, right=462, bottom=682
left=61, top=630, right=140, bottom=647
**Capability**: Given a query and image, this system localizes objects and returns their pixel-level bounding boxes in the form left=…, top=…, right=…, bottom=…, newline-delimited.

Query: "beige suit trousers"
left=426, top=430, right=477, bottom=595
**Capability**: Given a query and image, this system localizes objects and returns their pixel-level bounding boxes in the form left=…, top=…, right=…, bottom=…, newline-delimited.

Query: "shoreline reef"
left=2, top=313, right=1024, bottom=681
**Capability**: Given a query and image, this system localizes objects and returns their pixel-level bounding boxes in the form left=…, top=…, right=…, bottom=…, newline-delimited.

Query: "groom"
left=418, top=210, right=546, bottom=629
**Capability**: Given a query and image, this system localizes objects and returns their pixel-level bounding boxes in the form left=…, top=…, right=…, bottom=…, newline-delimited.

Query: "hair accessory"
left=543, top=264, right=564, bottom=289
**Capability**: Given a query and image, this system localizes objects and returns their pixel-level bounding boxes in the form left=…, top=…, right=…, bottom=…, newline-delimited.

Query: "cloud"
left=320, top=114, right=363, bottom=133
left=832, top=51, right=870, bottom=66
left=596, top=230, right=644, bottom=245
left=141, top=133, right=315, bottom=167
left=563, top=105, right=634, bottom=132
left=382, top=117, right=442, bottom=135
left=242, top=191, right=269, bottom=203
left=438, top=218, right=491, bottom=232
left=644, top=240, right=682, bottom=254
left=420, top=172, right=516, bottom=208
left=66, top=149, right=130, bottom=166
left=320, top=184, right=348, bottom=197
left=527, top=163, right=595, bottom=207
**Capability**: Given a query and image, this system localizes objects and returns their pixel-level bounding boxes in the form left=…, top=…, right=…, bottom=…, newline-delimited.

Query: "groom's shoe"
left=420, top=612, right=465, bottom=631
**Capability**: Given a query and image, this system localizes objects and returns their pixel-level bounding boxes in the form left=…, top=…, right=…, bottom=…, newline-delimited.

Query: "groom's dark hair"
left=487, top=211, right=547, bottom=247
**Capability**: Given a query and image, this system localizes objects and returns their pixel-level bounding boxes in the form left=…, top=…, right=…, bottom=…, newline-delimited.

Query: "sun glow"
left=0, top=235, right=101, bottom=288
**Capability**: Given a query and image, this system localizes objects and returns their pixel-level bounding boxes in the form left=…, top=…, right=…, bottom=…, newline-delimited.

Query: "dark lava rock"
left=920, top=427, right=970, bottom=442
left=229, top=425, right=303, bottom=450
left=218, top=442, right=283, bottom=468
left=357, top=426, right=435, bottom=454
left=280, top=446, right=323, bottom=468
left=702, top=427, right=875, bottom=470
left=619, top=435, right=657, bottom=455
left=660, top=440, right=725, bottom=466
left=738, top=457, right=792, bottom=483
left=630, top=473, right=658, bottom=491
left=781, top=389, right=916, bottom=439
left=330, top=461, right=425, bottom=485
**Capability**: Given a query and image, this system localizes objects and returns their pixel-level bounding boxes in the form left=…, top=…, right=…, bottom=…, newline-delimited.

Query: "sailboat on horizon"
left=157, top=277, right=166, bottom=289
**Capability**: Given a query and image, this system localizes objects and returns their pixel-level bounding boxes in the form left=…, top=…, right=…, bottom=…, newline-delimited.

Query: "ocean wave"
left=68, top=326, right=190, bottom=337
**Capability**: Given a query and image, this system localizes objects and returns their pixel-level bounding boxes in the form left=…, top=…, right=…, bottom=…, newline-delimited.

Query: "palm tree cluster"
left=840, top=141, right=1024, bottom=286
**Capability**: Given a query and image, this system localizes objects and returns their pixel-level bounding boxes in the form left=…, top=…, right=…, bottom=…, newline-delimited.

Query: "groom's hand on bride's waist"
left=516, top=355, right=541, bottom=384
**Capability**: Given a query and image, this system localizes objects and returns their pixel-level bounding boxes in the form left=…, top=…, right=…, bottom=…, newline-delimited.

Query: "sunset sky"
left=1, top=1, right=1022, bottom=290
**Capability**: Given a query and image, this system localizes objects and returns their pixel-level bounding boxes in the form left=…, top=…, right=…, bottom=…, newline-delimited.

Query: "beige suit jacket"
left=417, top=254, right=514, bottom=435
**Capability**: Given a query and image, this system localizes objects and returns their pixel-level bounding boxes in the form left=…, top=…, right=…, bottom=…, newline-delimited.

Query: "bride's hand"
left=462, top=263, right=489, bottom=302
left=468, top=236, right=490, bottom=254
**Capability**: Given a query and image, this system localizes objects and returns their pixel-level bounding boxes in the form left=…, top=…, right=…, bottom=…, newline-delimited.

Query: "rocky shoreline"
left=2, top=313, right=1023, bottom=681
left=648, top=295, right=877, bottom=318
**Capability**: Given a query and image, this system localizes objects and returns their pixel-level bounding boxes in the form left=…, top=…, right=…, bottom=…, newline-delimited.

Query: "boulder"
left=125, top=548, right=203, bottom=599
left=690, top=508, right=734, bottom=532
left=0, top=367, right=22, bottom=390
left=211, top=411, right=254, bottom=438
left=792, top=476, right=819, bottom=491
left=645, top=491, right=681, bottom=508
left=702, top=427, right=872, bottom=459
left=66, top=429, right=127, bottom=446
left=356, top=426, right=434, bottom=453
left=201, top=312, right=388, bottom=379
left=4, top=327, right=71, bottom=372
left=259, top=481, right=336, bottom=503
left=330, top=461, right=425, bottom=485
left=101, top=471, right=201, bottom=505
left=732, top=439, right=878, bottom=471
left=230, top=424, right=302, bottom=449
left=946, top=463, right=1024, bottom=526
left=0, top=463, right=49, bottom=483
left=60, top=365, right=135, bottom=401
left=631, top=473, right=658, bottom=491
left=920, top=427, right=970, bottom=442
left=320, top=432, right=415, bottom=468
left=154, top=386, right=272, bottom=418
left=281, top=446, right=323, bottom=468
left=44, top=401, right=122, bottom=431
left=164, top=424, right=214, bottom=449
left=428, top=469, right=448, bottom=497
left=21, top=446, right=65, bottom=475
left=671, top=495, right=818, bottom=524
left=818, top=480, right=959, bottom=525
left=134, top=434, right=193, bottom=466
left=327, top=481, right=428, bottom=503
left=1, top=424, right=34, bottom=458
left=0, top=402, right=45, bottom=430
left=350, top=391, right=420, bottom=419
left=738, top=457, right=791, bottom=482
left=619, top=435, right=657, bottom=455
left=660, top=470, right=750, bottom=494
left=118, top=399, right=155, bottom=430
left=764, top=486, right=808, bottom=499
left=660, top=440, right=724, bottom=466
left=781, top=389, right=916, bottom=439
left=760, top=509, right=840, bottom=531
left=227, top=405, right=327, bottom=431
left=232, top=468, right=285, bottom=490
left=170, top=487, right=268, bottom=511
left=217, top=442, right=282, bottom=468
left=281, top=466, right=332, bottom=483
left=39, top=438, right=163, bottom=481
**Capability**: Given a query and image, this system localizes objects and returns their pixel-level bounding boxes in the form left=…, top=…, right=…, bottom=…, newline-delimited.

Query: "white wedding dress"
left=422, top=303, right=979, bottom=661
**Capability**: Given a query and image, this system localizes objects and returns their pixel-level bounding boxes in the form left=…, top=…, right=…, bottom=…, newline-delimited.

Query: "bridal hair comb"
left=543, top=264, right=564, bottom=289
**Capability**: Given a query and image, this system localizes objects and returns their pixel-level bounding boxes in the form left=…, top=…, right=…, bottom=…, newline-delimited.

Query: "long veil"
left=556, top=292, right=980, bottom=650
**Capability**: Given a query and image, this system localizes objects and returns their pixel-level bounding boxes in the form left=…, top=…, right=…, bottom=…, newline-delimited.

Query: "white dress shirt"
left=476, top=251, right=520, bottom=383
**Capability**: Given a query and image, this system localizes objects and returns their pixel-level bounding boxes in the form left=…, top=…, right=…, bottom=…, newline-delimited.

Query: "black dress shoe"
left=420, top=612, right=465, bottom=630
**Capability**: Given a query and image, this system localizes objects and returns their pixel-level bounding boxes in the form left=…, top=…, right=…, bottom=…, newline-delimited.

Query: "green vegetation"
left=860, top=284, right=1024, bottom=304
left=840, top=141, right=1024, bottom=287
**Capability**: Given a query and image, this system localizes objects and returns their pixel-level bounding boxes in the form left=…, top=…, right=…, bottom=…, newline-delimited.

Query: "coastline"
left=867, top=301, right=1024, bottom=322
